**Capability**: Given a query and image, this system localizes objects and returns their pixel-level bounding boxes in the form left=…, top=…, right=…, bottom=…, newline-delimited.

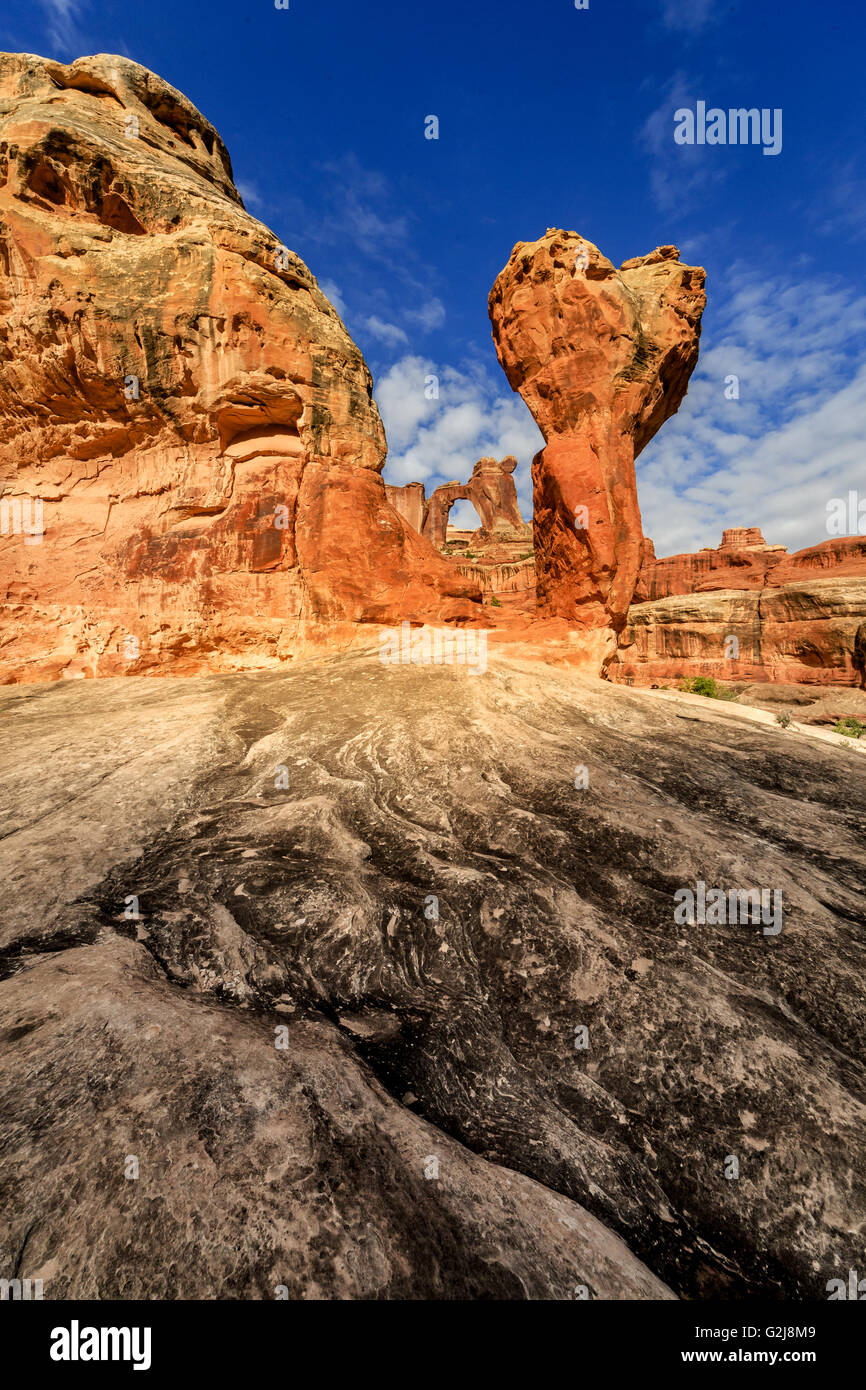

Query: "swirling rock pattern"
left=0, top=656, right=863, bottom=1298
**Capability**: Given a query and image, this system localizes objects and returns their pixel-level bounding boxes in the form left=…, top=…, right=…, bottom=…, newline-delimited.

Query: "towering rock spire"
left=489, top=230, right=706, bottom=665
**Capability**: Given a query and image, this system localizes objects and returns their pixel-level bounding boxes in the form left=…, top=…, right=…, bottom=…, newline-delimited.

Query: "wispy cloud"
left=810, top=158, right=866, bottom=244
left=637, top=269, right=866, bottom=555
left=235, top=179, right=265, bottom=212
left=363, top=315, right=408, bottom=348
left=318, top=278, right=348, bottom=319
left=660, top=0, right=722, bottom=34
left=406, top=297, right=445, bottom=332
left=317, top=154, right=410, bottom=258
left=40, top=0, right=86, bottom=56
left=641, top=72, right=730, bottom=213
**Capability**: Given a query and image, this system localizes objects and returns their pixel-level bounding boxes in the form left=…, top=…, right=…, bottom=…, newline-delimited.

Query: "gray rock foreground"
left=1, top=655, right=863, bottom=1299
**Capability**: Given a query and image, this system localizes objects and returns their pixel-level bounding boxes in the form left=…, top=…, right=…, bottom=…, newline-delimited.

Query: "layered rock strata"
left=0, top=52, right=478, bottom=683
left=616, top=532, right=866, bottom=686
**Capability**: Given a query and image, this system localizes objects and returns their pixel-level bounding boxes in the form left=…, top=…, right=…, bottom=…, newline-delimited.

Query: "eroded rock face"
left=613, top=580, right=866, bottom=687
left=634, top=533, right=866, bottom=604
left=719, top=527, right=771, bottom=551
left=489, top=231, right=706, bottom=665
left=0, top=52, right=478, bottom=682
left=384, top=481, right=427, bottom=534
left=618, top=533, right=866, bottom=685
left=462, top=455, right=531, bottom=541
left=1, top=657, right=863, bottom=1298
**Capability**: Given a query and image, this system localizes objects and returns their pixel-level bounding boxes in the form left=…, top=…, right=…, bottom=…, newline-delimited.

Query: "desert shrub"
left=677, top=676, right=738, bottom=701
left=833, top=717, right=864, bottom=739
left=490, top=595, right=501, bottom=607
left=775, top=712, right=793, bottom=728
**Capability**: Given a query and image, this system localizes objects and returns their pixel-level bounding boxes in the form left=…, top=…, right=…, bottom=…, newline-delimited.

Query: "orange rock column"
left=489, top=229, right=706, bottom=665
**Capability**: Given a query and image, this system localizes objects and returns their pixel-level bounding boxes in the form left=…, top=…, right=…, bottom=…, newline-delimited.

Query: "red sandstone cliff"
left=0, top=52, right=479, bottom=682
left=615, top=531, right=866, bottom=687
left=1, top=53, right=861, bottom=692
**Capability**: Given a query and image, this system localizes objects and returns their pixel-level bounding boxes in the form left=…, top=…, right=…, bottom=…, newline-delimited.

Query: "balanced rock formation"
left=615, top=532, right=866, bottom=686
left=489, top=231, right=706, bottom=667
left=0, top=52, right=479, bottom=682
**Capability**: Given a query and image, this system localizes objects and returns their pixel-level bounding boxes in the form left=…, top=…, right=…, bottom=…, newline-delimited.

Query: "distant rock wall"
left=613, top=533, right=866, bottom=686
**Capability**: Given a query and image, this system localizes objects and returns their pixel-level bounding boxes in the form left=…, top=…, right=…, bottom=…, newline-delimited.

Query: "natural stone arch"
left=422, top=481, right=471, bottom=548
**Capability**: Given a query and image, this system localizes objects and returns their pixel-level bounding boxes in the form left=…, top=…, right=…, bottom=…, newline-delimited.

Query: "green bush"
left=833, top=717, right=864, bottom=739
left=775, top=712, right=793, bottom=728
left=490, top=595, right=502, bottom=607
left=677, top=676, right=738, bottom=701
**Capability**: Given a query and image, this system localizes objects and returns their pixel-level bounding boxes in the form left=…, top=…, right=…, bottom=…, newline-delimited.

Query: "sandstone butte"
left=1, top=51, right=864, bottom=688
left=0, top=51, right=480, bottom=682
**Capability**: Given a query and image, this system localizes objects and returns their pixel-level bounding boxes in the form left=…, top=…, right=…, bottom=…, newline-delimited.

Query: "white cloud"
left=235, top=179, right=264, bottom=211
left=318, top=155, right=410, bottom=258
left=640, top=73, right=730, bottom=213
left=364, top=316, right=409, bottom=348
left=378, top=354, right=542, bottom=517
left=637, top=269, right=866, bottom=556
left=661, top=0, right=719, bottom=33
left=319, top=279, right=348, bottom=319
left=40, top=0, right=85, bottom=54
left=406, top=297, right=446, bottom=332
left=448, top=499, right=484, bottom=530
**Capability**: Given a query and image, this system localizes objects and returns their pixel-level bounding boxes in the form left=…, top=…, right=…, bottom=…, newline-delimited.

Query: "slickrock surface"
left=736, top=682, right=866, bottom=727
left=489, top=232, right=706, bottom=665
left=1, top=656, right=863, bottom=1299
left=0, top=52, right=478, bottom=684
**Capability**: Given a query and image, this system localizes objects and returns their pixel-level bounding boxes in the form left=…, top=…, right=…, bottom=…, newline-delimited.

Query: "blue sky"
left=3, top=0, right=864, bottom=554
